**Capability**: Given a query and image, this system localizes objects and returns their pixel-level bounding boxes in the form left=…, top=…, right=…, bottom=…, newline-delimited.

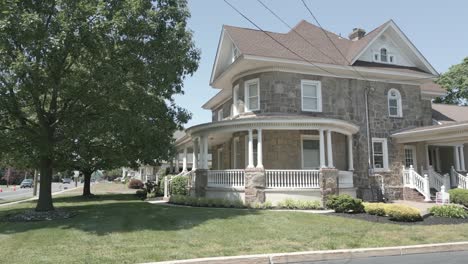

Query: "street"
left=0, top=182, right=83, bottom=203
left=306, top=251, right=468, bottom=264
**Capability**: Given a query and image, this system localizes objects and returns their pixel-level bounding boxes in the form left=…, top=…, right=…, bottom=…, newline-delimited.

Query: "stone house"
left=174, top=20, right=468, bottom=205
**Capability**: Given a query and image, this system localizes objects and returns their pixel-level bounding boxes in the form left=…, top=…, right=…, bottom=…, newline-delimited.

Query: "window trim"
left=372, top=138, right=389, bottom=172
left=404, top=145, right=417, bottom=169
left=244, top=78, right=260, bottom=112
left=373, top=46, right=396, bottom=64
left=301, top=134, right=321, bottom=169
left=301, top=80, right=322, bottom=112
left=388, top=88, right=403, bottom=118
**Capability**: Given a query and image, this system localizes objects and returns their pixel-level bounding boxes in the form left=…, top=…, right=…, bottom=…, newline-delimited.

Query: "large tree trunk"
left=82, top=171, right=93, bottom=197
left=35, top=157, right=54, bottom=212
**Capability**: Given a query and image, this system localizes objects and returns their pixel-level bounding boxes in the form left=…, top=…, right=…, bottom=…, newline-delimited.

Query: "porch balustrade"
left=451, top=166, right=468, bottom=189
left=207, top=169, right=245, bottom=188
left=266, top=169, right=320, bottom=188
left=422, top=166, right=450, bottom=192
left=403, top=165, right=431, bottom=201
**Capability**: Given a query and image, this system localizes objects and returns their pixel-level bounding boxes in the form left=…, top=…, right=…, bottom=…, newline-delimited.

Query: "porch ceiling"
left=392, top=121, right=468, bottom=144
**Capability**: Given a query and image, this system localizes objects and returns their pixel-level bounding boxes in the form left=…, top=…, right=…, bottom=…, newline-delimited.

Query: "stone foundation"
left=320, top=168, right=338, bottom=204
left=194, top=169, right=208, bottom=197
left=244, top=168, right=266, bottom=204
left=403, top=187, right=425, bottom=202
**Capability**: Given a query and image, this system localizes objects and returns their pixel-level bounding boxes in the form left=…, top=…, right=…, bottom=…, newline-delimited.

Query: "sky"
left=176, top=0, right=468, bottom=128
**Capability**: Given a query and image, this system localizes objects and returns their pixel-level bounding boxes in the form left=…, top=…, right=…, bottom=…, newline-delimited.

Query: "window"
left=217, top=109, right=223, bottom=121
left=372, top=138, right=389, bottom=171
left=404, top=145, right=417, bottom=168
left=302, top=136, right=320, bottom=169
left=231, top=45, right=239, bottom=63
left=301, top=80, right=322, bottom=112
left=232, top=85, right=239, bottom=116
left=388, top=88, right=402, bottom=117
left=244, top=78, right=260, bottom=112
left=380, top=48, right=388, bottom=62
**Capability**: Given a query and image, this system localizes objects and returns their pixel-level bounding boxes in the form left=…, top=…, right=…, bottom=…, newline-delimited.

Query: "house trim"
left=300, top=134, right=321, bottom=169
left=372, top=137, right=389, bottom=172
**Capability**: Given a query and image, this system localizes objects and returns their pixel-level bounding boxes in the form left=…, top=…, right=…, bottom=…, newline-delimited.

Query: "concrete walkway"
left=392, top=200, right=435, bottom=215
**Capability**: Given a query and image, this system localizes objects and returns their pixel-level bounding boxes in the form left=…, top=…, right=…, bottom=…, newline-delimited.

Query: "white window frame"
left=231, top=45, right=239, bottom=63
left=244, top=78, right=260, bottom=112
left=232, top=85, right=239, bottom=116
left=301, top=135, right=321, bottom=169
left=404, top=145, right=417, bottom=169
left=217, top=108, right=224, bottom=121
left=388, top=88, right=402, bottom=117
left=372, top=138, right=389, bottom=172
left=301, top=80, right=322, bottom=112
left=373, top=46, right=396, bottom=64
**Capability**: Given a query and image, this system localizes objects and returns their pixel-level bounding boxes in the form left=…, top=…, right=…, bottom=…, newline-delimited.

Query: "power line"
left=223, top=0, right=342, bottom=78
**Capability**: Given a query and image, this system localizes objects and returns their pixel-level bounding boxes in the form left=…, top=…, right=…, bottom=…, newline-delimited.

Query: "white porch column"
left=192, top=138, right=198, bottom=171
left=319, top=129, right=326, bottom=168
left=256, top=128, right=263, bottom=169
left=175, top=153, right=180, bottom=173
left=247, top=129, right=254, bottom=168
left=435, top=147, right=441, bottom=172
left=454, top=146, right=461, bottom=171
left=203, top=135, right=209, bottom=169
left=347, top=134, right=354, bottom=171
left=182, top=147, right=188, bottom=172
left=460, top=145, right=466, bottom=171
left=425, top=144, right=430, bottom=170
left=326, top=130, right=334, bottom=168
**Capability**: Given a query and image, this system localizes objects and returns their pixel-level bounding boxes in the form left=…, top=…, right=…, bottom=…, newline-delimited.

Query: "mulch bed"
left=327, top=212, right=468, bottom=225
left=2, top=209, right=77, bottom=222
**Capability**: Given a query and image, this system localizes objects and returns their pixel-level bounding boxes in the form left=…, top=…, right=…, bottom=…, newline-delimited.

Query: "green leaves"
left=436, top=57, right=468, bottom=105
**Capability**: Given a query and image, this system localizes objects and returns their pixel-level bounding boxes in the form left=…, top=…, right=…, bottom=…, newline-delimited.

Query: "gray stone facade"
left=210, top=71, right=432, bottom=200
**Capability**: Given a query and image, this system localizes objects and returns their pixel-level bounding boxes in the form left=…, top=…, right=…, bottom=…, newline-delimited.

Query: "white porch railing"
left=187, top=170, right=196, bottom=188
left=422, top=166, right=450, bottom=192
left=451, top=166, right=468, bottom=189
left=403, top=165, right=431, bottom=201
left=266, top=170, right=320, bottom=188
left=207, top=170, right=245, bottom=188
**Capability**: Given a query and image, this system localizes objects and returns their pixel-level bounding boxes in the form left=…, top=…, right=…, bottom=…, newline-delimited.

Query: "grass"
left=1, top=183, right=468, bottom=264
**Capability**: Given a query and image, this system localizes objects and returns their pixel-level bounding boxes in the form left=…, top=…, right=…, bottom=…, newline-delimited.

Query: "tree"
left=435, top=57, right=468, bottom=105
left=0, top=0, right=199, bottom=211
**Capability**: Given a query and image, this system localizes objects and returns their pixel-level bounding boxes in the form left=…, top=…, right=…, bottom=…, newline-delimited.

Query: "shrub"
left=128, top=179, right=144, bottom=189
left=276, top=199, right=322, bottom=210
left=385, top=204, right=422, bottom=222
left=169, top=195, right=245, bottom=208
left=135, top=189, right=147, bottom=200
left=363, top=202, right=387, bottom=216
left=429, top=204, right=467, bottom=219
left=448, top=189, right=468, bottom=207
left=326, top=194, right=364, bottom=213
left=248, top=201, right=273, bottom=209
left=170, top=175, right=188, bottom=195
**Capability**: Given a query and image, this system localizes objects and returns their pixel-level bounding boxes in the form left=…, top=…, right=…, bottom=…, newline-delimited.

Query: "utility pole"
left=33, top=170, right=38, bottom=196
left=6, top=168, right=11, bottom=188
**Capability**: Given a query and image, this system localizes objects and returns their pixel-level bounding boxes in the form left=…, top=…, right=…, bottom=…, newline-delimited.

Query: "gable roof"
left=222, top=20, right=438, bottom=76
left=432, top=103, right=468, bottom=124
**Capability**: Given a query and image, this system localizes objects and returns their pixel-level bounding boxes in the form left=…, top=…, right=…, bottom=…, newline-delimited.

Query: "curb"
left=141, top=241, right=468, bottom=264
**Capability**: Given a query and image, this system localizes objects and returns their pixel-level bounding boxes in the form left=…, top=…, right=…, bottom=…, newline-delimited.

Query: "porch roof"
left=392, top=121, right=468, bottom=144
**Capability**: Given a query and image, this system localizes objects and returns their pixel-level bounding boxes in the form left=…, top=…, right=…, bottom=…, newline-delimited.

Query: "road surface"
left=0, top=182, right=83, bottom=203
left=307, top=251, right=468, bottom=264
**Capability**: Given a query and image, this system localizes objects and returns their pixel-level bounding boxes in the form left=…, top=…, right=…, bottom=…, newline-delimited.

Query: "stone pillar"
left=244, top=168, right=265, bottom=204
left=347, top=134, right=354, bottom=171
left=192, top=138, right=198, bottom=171
left=194, top=169, right=208, bottom=197
left=256, top=128, right=263, bottom=169
left=182, top=147, right=188, bottom=172
left=319, top=129, right=326, bottom=168
left=326, top=130, right=334, bottom=168
left=247, top=129, right=254, bottom=168
left=320, top=168, right=339, bottom=205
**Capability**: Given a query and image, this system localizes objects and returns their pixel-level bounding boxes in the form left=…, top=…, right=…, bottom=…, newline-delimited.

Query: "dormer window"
left=373, top=47, right=395, bottom=64
left=231, top=45, right=239, bottom=63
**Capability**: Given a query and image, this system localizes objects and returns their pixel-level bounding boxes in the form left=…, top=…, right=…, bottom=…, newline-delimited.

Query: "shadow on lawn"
left=0, top=193, right=261, bottom=236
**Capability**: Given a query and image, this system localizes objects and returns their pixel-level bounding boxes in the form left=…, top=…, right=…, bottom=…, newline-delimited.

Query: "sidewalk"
left=142, top=242, right=468, bottom=264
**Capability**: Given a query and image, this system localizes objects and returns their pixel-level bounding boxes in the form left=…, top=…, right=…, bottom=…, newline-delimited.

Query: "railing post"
left=424, top=174, right=431, bottom=201
left=409, top=165, right=415, bottom=188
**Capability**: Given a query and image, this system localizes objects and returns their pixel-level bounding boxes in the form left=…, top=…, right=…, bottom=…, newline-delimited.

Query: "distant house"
left=174, top=20, right=467, bottom=205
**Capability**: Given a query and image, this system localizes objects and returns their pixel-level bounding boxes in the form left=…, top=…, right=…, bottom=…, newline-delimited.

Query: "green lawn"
left=1, top=183, right=468, bottom=264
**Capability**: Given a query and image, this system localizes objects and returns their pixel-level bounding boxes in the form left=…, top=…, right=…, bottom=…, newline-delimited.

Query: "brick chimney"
left=348, top=28, right=366, bottom=41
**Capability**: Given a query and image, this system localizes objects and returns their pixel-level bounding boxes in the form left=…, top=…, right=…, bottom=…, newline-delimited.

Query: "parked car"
left=62, top=178, right=72, bottom=184
left=20, top=179, right=33, bottom=188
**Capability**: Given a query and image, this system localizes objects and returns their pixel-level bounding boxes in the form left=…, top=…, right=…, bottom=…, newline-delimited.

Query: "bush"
left=135, top=189, right=147, bottom=200
left=248, top=201, right=273, bottom=209
left=170, top=175, right=188, bottom=195
left=169, top=195, right=245, bottom=208
left=128, top=179, right=144, bottom=189
left=429, top=204, right=467, bottom=219
left=326, top=194, right=364, bottom=213
left=276, top=199, right=322, bottom=210
left=385, top=204, right=422, bottom=222
left=448, top=189, right=468, bottom=207
left=363, top=202, right=387, bottom=216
